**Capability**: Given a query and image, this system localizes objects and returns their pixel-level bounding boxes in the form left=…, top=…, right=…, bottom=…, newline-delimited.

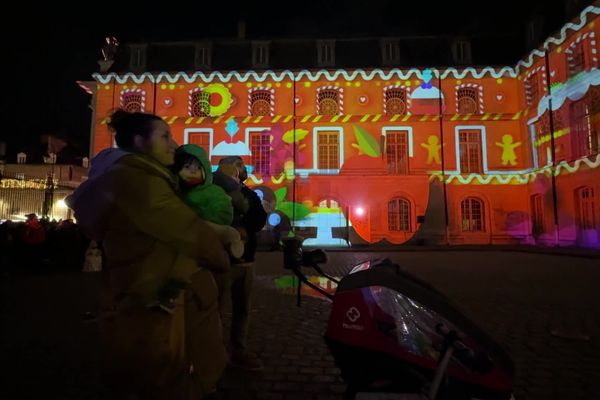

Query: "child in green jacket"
left=172, top=144, right=244, bottom=258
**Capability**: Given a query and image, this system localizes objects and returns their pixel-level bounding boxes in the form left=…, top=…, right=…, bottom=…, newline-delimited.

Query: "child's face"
left=179, top=160, right=205, bottom=186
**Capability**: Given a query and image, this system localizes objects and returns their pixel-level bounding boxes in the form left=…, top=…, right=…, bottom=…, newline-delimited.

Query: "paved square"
left=1, top=250, right=599, bottom=400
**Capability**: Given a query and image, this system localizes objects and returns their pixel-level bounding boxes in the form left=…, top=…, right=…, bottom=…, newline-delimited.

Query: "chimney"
left=565, top=0, right=587, bottom=19
left=238, top=20, right=246, bottom=40
left=451, top=37, right=472, bottom=66
left=526, top=14, right=544, bottom=49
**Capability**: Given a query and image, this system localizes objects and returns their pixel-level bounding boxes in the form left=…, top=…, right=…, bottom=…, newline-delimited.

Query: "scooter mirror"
left=282, top=236, right=304, bottom=269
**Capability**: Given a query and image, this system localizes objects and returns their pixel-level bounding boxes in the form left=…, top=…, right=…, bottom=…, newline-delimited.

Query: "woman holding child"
left=67, top=110, right=230, bottom=399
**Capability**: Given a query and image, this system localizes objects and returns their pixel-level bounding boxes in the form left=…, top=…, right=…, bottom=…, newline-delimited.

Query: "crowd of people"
left=0, top=214, right=89, bottom=274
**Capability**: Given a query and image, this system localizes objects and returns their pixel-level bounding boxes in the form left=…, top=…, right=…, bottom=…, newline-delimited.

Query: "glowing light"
left=56, top=199, right=67, bottom=209
left=268, top=213, right=281, bottom=226
left=0, top=179, right=57, bottom=189
left=355, top=207, right=365, bottom=216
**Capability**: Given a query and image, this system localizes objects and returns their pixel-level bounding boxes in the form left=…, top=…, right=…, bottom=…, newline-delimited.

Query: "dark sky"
left=0, top=0, right=585, bottom=159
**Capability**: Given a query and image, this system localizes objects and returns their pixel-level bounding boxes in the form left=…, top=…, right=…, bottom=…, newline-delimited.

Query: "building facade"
left=84, top=4, right=600, bottom=248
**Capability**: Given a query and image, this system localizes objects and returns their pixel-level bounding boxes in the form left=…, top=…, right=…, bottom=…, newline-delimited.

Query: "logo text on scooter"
left=346, top=307, right=361, bottom=322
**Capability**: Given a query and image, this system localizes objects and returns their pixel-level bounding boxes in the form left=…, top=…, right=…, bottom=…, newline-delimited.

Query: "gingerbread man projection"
left=421, top=135, right=442, bottom=165
left=495, top=134, right=522, bottom=166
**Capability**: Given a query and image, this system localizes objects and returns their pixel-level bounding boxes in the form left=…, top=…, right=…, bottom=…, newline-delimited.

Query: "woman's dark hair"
left=108, top=110, right=163, bottom=151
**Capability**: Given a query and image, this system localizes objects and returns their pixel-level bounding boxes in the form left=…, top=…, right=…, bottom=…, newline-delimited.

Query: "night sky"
left=1, top=0, right=582, bottom=160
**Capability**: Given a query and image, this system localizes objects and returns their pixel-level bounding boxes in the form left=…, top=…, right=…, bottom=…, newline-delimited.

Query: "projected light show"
left=88, top=5, right=600, bottom=248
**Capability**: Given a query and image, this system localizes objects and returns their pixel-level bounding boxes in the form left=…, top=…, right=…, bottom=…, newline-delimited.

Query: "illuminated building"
left=82, top=5, right=600, bottom=248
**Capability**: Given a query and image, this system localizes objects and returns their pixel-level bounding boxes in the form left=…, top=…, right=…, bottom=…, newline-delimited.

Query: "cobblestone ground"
left=1, top=250, right=599, bottom=400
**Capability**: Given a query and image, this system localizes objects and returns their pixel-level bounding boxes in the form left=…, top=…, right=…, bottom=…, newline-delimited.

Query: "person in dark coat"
left=213, top=156, right=267, bottom=370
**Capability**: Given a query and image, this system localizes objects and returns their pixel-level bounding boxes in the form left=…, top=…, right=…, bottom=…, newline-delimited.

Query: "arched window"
left=250, top=90, right=272, bottom=116
left=457, top=86, right=479, bottom=114
left=461, top=197, right=485, bottom=232
left=526, top=73, right=540, bottom=107
left=530, top=194, right=544, bottom=234
left=566, top=32, right=599, bottom=77
left=317, top=88, right=340, bottom=115
left=190, top=90, right=210, bottom=117
left=388, top=197, right=411, bottom=232
left=385, top=88, right=407, bottom=116
left=120, top=90, right=145, bottom=112
left=570, top=41, right=586, bottom=76
left=576, top=186, right=596, bottom=230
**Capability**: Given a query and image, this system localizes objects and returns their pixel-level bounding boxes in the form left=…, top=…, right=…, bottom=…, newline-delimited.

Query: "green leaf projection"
left=274, top=187, right=287, bottom=204
left=274, top=186, right=311, bottom=220
left=282, top=129, right=309, bottom=144
left=353, top=125, right=381, bottom=157
left=277, top=201, right=312, bottom=221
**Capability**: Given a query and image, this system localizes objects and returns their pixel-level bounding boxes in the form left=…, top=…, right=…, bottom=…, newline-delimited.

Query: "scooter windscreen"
left=367, top=285, right=495, bottom=374
left=326, top=259, right=514, bottom=398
